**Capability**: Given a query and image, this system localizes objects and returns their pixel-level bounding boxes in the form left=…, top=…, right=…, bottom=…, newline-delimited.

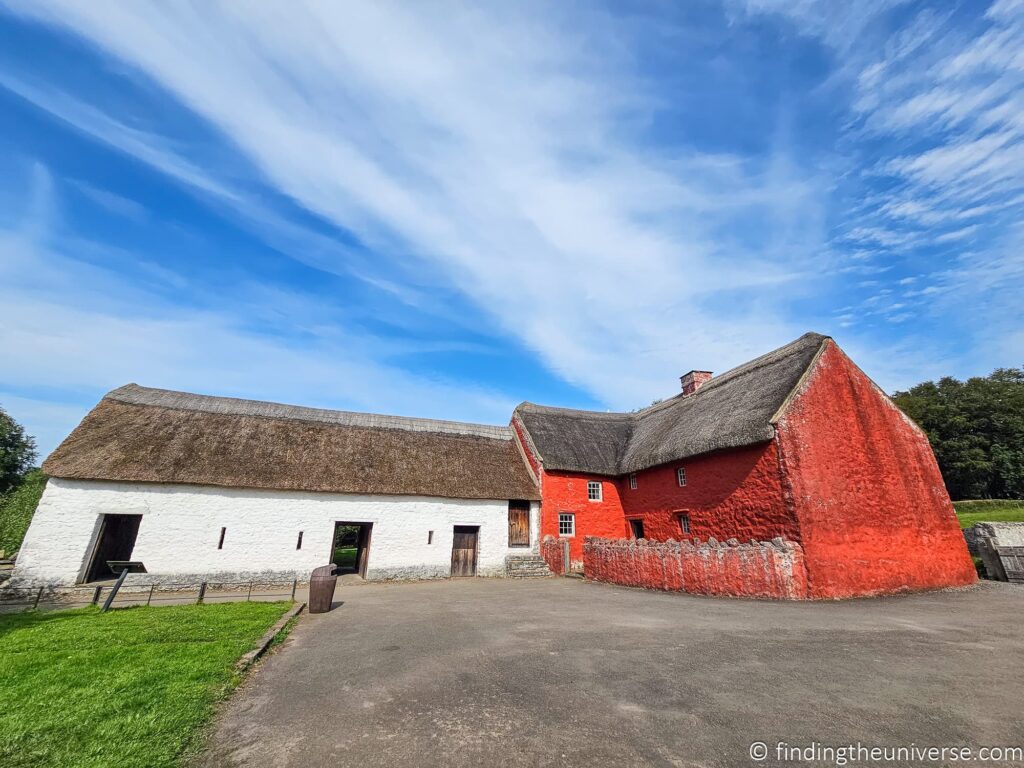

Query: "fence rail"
left=0, top=578, right=303, bottom=614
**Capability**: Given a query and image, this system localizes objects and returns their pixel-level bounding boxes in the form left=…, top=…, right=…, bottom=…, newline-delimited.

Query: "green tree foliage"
left=0, top=405, right=37, bottom=495
left=0, top=469, right=47, bottom=555
left=893, top=367, right=1024, bottom=500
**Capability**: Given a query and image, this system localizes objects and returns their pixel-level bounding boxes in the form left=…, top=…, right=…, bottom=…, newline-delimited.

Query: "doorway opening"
left=629, top=518, right=645, bottom=539
left=331, top=522, right=372, bottom=577
left=84, top=514, right=142, bottom=583
left=451, top=525, right=479, bottom=577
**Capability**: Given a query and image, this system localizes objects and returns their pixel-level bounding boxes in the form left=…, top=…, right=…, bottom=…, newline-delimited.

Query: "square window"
left=629, top=473, right=637, bottom=490
left=587, top=481, right=603, bottom=501
left=558, top=513, right=575, bottom=537
left=677, top=467, right=687, bottom=487
left=677, top=513, right=691, bottom=535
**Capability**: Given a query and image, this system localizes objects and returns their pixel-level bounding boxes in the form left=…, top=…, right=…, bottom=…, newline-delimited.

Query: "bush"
left=0, top=470, right=47, bottom=556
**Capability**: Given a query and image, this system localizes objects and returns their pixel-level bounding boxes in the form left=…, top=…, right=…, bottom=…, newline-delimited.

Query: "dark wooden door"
left=508, top=501, right=530, bottom=547
left=451, top=526, right=479, bottom=576
left=85, top=514, right=142, bottom=582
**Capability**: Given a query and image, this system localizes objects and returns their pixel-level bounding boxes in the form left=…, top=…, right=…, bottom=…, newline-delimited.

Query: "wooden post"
left=101, top=568, right=129, bottom=612
left=290, top=579, right=297, bottom=600
left=32, top=585, right=44, bottom=610
left=197, top=581, right=207, bottom=604
left=91, top=585, right=102, bottom=606
left=247, top=581, right=253, bottom=601
left=146, top=584, right=155, bottom=606
left=562, top=540, right=570, bottom=575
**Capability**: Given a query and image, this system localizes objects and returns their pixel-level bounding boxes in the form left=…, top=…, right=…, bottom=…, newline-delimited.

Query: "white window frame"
left=677, top=467, right=687, bottom=487
left=587, top=481, right=603, bottom=502
left=629, top=473, right=637, bottom=490
left=558, top=513, right=576, bottom=537
left=677, top=512, right=691, bottom=535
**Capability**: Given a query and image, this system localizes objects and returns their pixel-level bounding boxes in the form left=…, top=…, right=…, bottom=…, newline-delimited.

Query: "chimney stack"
left=680, top=370, right=712, bottom=395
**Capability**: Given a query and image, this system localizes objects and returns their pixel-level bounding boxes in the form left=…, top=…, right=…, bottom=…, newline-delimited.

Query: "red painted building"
left=512, top=333, right=976, bottom=599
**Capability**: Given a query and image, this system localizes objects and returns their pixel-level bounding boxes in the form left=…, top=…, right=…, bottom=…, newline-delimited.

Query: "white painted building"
left=13, top=385, right=542, bottom=585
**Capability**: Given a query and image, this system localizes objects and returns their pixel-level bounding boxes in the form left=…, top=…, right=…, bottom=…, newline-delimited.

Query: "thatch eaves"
left=44, top=385, right=540, bottom=501
left=515, top=332, right=830, bottom=475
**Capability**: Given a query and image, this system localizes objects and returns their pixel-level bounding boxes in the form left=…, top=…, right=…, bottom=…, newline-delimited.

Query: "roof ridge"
left=515, top=402, right=635, bottom=420
left=635, top=331, right=830, bottom=413
left=105, top=384, right=513, bottom=441
left=519, top=332, right=830, bottom=422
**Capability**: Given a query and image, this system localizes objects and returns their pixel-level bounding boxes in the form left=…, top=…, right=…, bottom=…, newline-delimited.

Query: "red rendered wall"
left=583, top=536, right=809, bottom=599
left=776, top=342, right=977, bottom=598
left=539, top=470, right=626, bottom=564
left=539, top=535, right=567, bottom=575
left=619, top=443, right=798, bottom=544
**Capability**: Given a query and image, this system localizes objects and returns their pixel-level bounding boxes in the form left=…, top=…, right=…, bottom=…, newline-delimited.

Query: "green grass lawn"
left=953, top=499, right=1024, bottom=529
left=0, top=601, right=292, bottom=768
left=332, top=545, right=357, bottom=568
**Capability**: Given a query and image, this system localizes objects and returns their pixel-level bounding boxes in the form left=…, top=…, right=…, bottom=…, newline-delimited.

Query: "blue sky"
left=1, top=0, right=1022, bottom=459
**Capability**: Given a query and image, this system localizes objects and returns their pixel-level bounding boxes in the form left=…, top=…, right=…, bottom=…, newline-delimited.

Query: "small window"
left=587, top=481, right=603, bottom=501
left=677, top=513, right=691, bottom=535
left=217, top=526, right=226, bottom=549
left=629, top=519, right=645, bottom=539
left=296, top=531, right=304, bottom=550
left=677, top=467, right=687, bottom=487
left=629, top=473, right=637, bottom=490
left=558, top=513, right=575, bottom=537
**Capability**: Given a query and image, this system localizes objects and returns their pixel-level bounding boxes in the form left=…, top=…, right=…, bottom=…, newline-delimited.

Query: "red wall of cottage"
left=619, top=443, right=798, bottom=544
left=539, top=470, right=626, bottom=564
left=535, top=443, right=797, bottom=566
left=776, top=342, right=977, bottom=598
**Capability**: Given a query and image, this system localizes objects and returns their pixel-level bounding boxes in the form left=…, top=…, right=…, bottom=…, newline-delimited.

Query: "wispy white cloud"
left=2, top=0, right=830, bottom=409
left=0, top=165, right=523, bottom=455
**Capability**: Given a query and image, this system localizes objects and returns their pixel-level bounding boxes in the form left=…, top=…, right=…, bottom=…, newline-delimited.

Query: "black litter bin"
left=308, top=564, right=338, bottom=613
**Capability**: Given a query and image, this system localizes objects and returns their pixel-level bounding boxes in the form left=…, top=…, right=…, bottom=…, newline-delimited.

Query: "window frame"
left=677, top=512, right=691, bottom=535
left=587, top=480, right=603, bottom=502
left=677, top=467, right=687, bottom=487
left=629, top=473, right=637, bottom=490
left=558, top=512, right=576, bottom=537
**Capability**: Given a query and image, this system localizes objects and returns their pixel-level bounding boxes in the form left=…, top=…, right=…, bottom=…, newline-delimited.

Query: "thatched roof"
left=515, top=332, right=829, bottom=475
left=44, top=385, right=539, bottom=500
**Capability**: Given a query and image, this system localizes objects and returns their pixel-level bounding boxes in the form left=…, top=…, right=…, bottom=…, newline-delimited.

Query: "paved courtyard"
left=199, top=578, right=1024, bottom=767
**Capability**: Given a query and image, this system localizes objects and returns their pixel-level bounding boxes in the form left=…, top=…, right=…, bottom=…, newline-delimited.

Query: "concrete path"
left=199, top=578, right=1024, bottom=767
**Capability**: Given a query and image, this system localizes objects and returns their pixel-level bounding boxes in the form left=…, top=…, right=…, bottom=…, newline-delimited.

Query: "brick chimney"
left=680, top=370, right=712, bottom=395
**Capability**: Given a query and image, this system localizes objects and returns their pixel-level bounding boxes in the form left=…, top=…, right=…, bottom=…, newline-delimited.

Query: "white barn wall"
left=14, top=478, right=539, bottom=585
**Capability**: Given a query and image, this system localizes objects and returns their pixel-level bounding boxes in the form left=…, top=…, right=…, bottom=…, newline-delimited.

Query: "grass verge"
left=0, top=601, right=291, bottom=768
left=0, top=470, right=46, bottom=555
left=953, top=499, right=1024, bottom=529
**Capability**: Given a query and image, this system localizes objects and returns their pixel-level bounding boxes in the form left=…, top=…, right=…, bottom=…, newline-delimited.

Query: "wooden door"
left=451, top=526, right=479, bottom=577
left=508, top=501, right=530, bottom=547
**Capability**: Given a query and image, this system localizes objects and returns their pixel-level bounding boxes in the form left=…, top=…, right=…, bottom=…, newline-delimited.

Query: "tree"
left=0, top=405, right=37, bottom=495
left=893, top=367, right=1024, bottom=500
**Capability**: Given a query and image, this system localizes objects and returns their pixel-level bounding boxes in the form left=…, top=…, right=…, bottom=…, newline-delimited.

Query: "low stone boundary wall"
left=969, top=522, right=1024, bottom=582
left=582, top=536, right=809, bottom=600
left=540, top=535, right=568, bottom=575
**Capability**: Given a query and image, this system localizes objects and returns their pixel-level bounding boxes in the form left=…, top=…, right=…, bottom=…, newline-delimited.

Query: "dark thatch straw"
left=44, top=385, right=539, bottom=501
left=515, top=332, right=829, bottom=475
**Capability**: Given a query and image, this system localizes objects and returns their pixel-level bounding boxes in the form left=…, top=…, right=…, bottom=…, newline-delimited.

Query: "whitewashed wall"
left=13, top=478, right=539, bottom=585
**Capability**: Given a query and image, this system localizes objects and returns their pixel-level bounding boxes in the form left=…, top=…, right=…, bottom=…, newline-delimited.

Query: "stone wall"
left=582, top=535, right=809, bottom=600
left=540, top=535, right=567, bottom=575
left=969, top=522, right=1024, bottom=583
